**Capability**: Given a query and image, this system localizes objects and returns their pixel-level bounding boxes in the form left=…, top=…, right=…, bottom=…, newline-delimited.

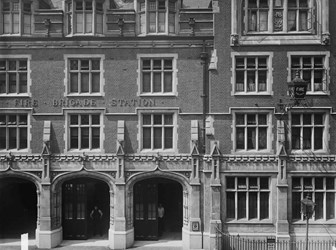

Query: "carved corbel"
left=230, top=34, right=239, bottom=46
left=322, top=33, right=330, bottom=46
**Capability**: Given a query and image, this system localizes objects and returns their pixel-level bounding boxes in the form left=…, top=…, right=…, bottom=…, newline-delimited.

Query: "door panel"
left=134, top=181, right=158, bottom=240
left=63, top=182, right=88, bottom=239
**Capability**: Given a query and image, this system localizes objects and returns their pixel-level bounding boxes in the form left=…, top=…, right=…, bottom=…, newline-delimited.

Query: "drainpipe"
left=200, top=40, right=209, bottom=249
left=200, top=40, right=209, bottom=154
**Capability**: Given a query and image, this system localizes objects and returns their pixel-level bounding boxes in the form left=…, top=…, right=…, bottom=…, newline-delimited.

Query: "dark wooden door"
left=63, top=182, right=87, bottom=239
left=134, top=181, right=158, bottom=240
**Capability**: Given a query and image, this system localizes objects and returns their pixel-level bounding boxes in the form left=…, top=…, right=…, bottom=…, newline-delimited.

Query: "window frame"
left=138, top=110, right=178, bottom=153
left=289, top=111, right=329, bottom=153
left=65, top=0, right=105, bottom=36
left=64, top=54, right=105, bottom=97
left=231, top=52, right=273, bottom=96
left=65, top=111, right=104, bottom=153
left=287, top=51, right=330, bottom=95
left=137, top=53, right=178, bottom=96
left=0, top=112, right=30, bottom=152
left=137, top=0, right=178, bottom=36
left=0, top=55, right=31, bottom=97
left=226, top=176, right=271, bottom=222
left=291, top=176, right=336, bottom=221
left=232, top=111, right=273, bottom=154
left=1, top=0, right=32, bottom=36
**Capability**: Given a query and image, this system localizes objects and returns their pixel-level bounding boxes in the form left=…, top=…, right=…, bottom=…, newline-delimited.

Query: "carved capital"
left=322, top=33, right=330, bottom=45
left=230, top=34, right=239, bottom=46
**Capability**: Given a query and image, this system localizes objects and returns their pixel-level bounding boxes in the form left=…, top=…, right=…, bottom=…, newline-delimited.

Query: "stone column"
left=321, top=0, right=330, bottom=45
left=109, top=183, right=132, bottom=249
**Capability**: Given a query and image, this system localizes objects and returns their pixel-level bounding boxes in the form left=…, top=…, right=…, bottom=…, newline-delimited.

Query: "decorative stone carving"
left=230, top=34, right=239, bottom=46
left=322, top=33, right=330, bottom=45
left=273, top=11, right=283, bottom=32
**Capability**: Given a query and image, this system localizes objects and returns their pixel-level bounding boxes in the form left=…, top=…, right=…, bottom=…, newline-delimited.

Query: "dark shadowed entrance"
left=0, top=178, right=37, bottom=239
left=134, top=178, right=183, bottom=241
left=62, top=178, right=109, bottom=240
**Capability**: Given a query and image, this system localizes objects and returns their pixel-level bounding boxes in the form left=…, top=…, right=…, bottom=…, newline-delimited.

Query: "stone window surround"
left=0, top=55, right=31, bottom=97
left=231, top=52, right=274, bottom=96
left=137, top=108, right=179, bottom=153
left=64, top=110, right=105, bottom=153
left=287, top=51, right=330, bottom=96
left=231, top=109, right=274, bottom=154
left=64, top=54, right=105, bottom=97
left=230, top=0, right=330, bottom=46
left=137, top=53, right=178, bottom=97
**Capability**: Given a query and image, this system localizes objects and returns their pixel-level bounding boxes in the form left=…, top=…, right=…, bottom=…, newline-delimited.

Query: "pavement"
left=0, top=232, right=183, bottom=250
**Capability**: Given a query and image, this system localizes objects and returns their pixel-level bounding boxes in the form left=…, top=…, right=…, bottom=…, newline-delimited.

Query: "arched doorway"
left=62, top=177, right=109, bottom=240
left=0, top=177, right=37, bottom=239
left=133, top=178, right=183, bottom=241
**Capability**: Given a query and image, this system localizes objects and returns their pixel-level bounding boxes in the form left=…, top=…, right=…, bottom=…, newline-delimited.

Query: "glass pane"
left=260, top=177, right=269, bottom=189
left=292, top=127, right=300, bottom=149
left=164, top=114, right=173, bottom=125
left=70, top=115, right=78, bottom=125
left=236, top=58, right=245, bottom=68
left=92, top=128, right=100, bottom=148
left=142, top=73, right=151, bottom=92
left=236, top=127, right=245, bottom=149
left=247, top=58, right=256, bottom=68
left=19, top=115, right=27, bottom=125
left=142, top=60, right=151, bottom=70
left=259, top=127, right=267, bottom=149
left=259, top=11, right=268, bottom=31
left=154, top=115, right=162, bottom=124
left=249, top=177, right=257, bottom=189
left=0, top=74, right=5, bottom=93
left=81, top=73, right=89, bottom=93
left=260, top=192, right=269, bottom=219
left=8, top=127, right=17, bottom=149
left=164, top=127, right=173, bottom=149
left=149, top=12, right=156, bottom=32
left=143, top=115, right=151, bottom=125
left=236, top=71, right=244, bottom=91
left=81, top=128, right=89, bottom=148
left=238, top=178, right=246, bottom=189
left=258, top=71, right=267, bottom=91
left=9, top=73, right=16, bottom=93
left=326, top=193, right=335, bottom=219
left=226, top=177, right=235, bottom=189
left=92, top=73, right=100, bottom=92
left=326, top=178, right=335, bottom=190
left=76, top=13, right=84, bottom=33
left=303, top=178, right=312, bottom=190
left=292, top=177, right=301, bottom=189
left=19, top=73, right=27, bottom=93
left=164, top=72, right=172, bottom=92
left=140, top=13, right=146, bottom=34
left=247, top=127, right=256, bottom=149
left=303, top=127, right=311, bottom=149
left=299, top=11, right=308, bottom=31
left=85, top=13, right=93, bottom=33
left=153, top=73, right=161, bottom=92
left=303, top=57, right=312, bottom=68
left=247, top=71, right=256, bottom=91
left=238, top=192, right=246, bottom=219
left=292, top=192, right=301, bottom=219
left=249, top=192, right=257, bottom=219
left=92, top=59, right=100, bottom=70
left=70, top=60, right=78, bottom=70
left=19, top=128, right=27, bottom=149
left=153, top=127, right=162, bottom=148
left=0, top=128, right=6, bottom=149
left=292, top=114, right=301, bottom=125
left=92, top=115, right=100, bottom=125
left=315, top=178, right=323, bottom=190
left=81, top=115, right=89, bottom=125
left=248, top=0, right=257, bottom=8
left=70, top=128, right=78, bottom=148
left=288, top=10, right=296, bottom=31
left=236, top=114, right=245, bottom=125
left=314, top=192, right=323, bottom=219
left=19, top=60, right=27, bottom=70
left=158, top=12, right=165, bottom=32
left=143, top=128, right=151, bottom=149
left=314, top=127, right=322, bottom=150
left=247, top=114, right=256, bottom=125
left=227, top=192, right=235, bottom=218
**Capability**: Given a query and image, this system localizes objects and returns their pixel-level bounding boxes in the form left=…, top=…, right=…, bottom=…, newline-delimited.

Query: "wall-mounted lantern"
left=301, top=195, right=315, bottom=250
left=117, top=18, right=125, bottom=36
left=188, top=18, right=196, bottom=36
left=44, top=19, right=51, bottom=37
left=288, top=70, right=308, bottom=104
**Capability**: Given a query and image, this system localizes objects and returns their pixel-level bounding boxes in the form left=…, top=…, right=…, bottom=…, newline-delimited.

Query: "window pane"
left=143, top=127, right=151, bottom=149
left=81, top=73, right=89, bottom=93
left=314, top=192, right=323, bottom=219
left=70, top=74, right=79, bottom=93
left=238, top=192, right=246, bottom=219
left=92, top=73, right=100, bottom=92
left=92, top=128, right=100, bottom=148
left=288, top=10, right=296, bottom=31
left=153, top=127, right=162, bottom=148
left=92, top=115, right=100, bottom=125
left=81, top=128, right=89, bottom=148
left=247, top=71, right=256, bottom=91
left=9, top=73, right=16, bottom=93
left=154, top=115, right=162, bottom=124
left=153, top=73, right=161, bottom=92
left=164, top=114, right=173, bottom=125
left=19, top=127, right=27, bottom=149
left=8, top=128, right=16, bottom=149
left=85, top=13, right=93, bottom=33
left=70, top=115, right=78, bottom=125
left=227, top=192, right=235, bottom=218
left=158, top=12, right=165, bottom=32
left=0, top=74, right=6, bottom=93
left=81, top=115, right=89, bottom=125
left=227, top=177, right=235, bottom=189
left=164, top=127, right=173, bottom=149
left=142, top=72, right=151, bottom=92
left=292, top=192, right=301, bottom=219
left=299, top=11, right=308, bottom=31
left=249, top=192, right=257, bottom=219
left=236, top=127, right=245, bottom=149
left=303, top=127, right=311, bottom=149
left=143, top=115, right=151, bottom=125
left=314, top=127, right=322, bottom=150
left=326, top=178, right=334, bottom=190
left=304, top=178, right=312, bottom=190
left=260, top=177, right=269, bottom=189
left=70, top=128, right=78, bottom=148
left=259, top=11, right=268, bottom=31
left=260, top=192, right=269, bottom=219
left=292, top=127, right=300, bottom=149
left=0, top=128, right=6, bottom=149
left=164, top=72, right=172, bottom=92
left=258, top=127, right=267, bottom=149
left=149, top=12, right=156, bottom=32
left=326, top=193, right=335, bottom=219
left=247, top=127, right=256, bottom=149
left=19, top=73, right=27, bottom=93
left=235, top=71, right=244, bottom=91
left=315, top=178, right=323, bottom=190
left=76, top=13, right=84, bottom=33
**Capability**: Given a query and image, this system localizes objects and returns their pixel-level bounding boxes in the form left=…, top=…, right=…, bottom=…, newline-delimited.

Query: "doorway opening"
left=133, top=178, right=183, bottom=241
left=0, top=177, right=37, bottom=239
left=62, top=177, right=109, bottom=240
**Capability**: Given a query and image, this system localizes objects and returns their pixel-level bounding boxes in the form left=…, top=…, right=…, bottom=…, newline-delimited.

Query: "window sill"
left=139, top=93, right=177, bottom=97
left=226, top=219, right=272, bottom=224
left=232, top=150, right=273, bottom=155
left=66, top=149, right=103, bottom=154
left=306, top=91, right=330, bottom=96
left=0, top=94, right=30, bottom=98
left=66, top=93, right=103, bottom=97
left=140, top=149, right=177, bottom=154
left=233, top=92, right=272, bottom=96
left=291, top=219, right=336, bottom=225
left=290, top=150, right=328, bottom=155
left=238, top=34, right=321, bottom=46
left=0, top=149, right=29, bottom=153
